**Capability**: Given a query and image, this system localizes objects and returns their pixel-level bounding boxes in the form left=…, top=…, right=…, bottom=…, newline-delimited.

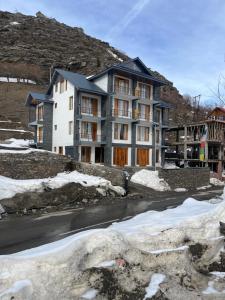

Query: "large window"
left=81, top=121, right=97, bottom=141
left=114, top=123, right=128, bottom=140
left=114, top=77, right=130, bottom=95
left=156, top=129, right=160, bottom=144
left=155, top=109, right=161, bottom=123
left=69, top=96, right=73, bottom=110
left=138, top=104, right=150, bottom=121
left=137, top=83, right=151, bottom=99
left=81, top=96, right=98, bottom=116
left=37, top=105, right=43, bottom=120
left=114, top=99, right=129, bottom=117
left=37, top=127, right=43, bottom=143
left=137, top=126, right=149, bottom=142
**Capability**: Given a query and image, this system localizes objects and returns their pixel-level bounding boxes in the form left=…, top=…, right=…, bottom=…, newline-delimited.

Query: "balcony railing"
left=113, top=84, right=133, bottom=96
left=79, top=133, right=105, bottom=142
left=112, top=109, right=132, bottom=118
left=134, top=89, right=151, bottom=100
left=137, top=136, right=150, bottom=142
left=81, top=106, right=98, bottom=116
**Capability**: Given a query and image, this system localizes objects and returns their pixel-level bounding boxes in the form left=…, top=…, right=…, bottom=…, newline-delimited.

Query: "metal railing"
left=80, top=106, right=98, bottom=116
left=79, top=133, right=105, bottom=142
left=133, top=110, right=150, bottom=121
left=112, top=109, right=132, bottom=118
left=113, top=84, right=133, bottom=96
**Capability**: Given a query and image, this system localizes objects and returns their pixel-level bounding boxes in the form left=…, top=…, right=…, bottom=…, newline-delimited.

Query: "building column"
left=184, top=126, right=188, bottom=167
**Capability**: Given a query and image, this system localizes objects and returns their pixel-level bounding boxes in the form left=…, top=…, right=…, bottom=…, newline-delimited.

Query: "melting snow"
left=81, top=288, right=98, bottom=299
left=174, top=188, right=187, bottom=192
left=107, top=49, right=123, bottom=62
left=144, top=273, right=166, bottom=299
left=131, top=170, right=170, bottom=191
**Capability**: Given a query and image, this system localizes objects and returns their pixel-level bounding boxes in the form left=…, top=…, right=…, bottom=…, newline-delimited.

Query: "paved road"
left=0, top=186, right=223, bottom=255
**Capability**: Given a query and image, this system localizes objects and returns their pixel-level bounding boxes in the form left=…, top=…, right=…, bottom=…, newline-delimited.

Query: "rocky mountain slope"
left=0, top=10, right=203, bottom=130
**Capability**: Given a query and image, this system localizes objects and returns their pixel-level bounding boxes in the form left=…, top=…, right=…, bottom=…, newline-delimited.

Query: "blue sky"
left=1, top=0, right=225, bottom=104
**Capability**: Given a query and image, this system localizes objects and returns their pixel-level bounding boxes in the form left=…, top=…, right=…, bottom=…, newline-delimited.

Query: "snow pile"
left=174, top=188, right=187, bottom=192
left=163, top=163, right=179, bottom=169
left=144, top=273, right=165, bottom=299
left=10, top=21, right=20, bottom=25
left=210, top=177, right=224, bottom=186
left=0, top=77, right=36, bottom=84
left=0, top=138, right=31, bottom=149
left=1, top=193, right=225, bottom=299
left=131, top=170, right=170, bottom=191
left=0, top=171, right=110, bottom=201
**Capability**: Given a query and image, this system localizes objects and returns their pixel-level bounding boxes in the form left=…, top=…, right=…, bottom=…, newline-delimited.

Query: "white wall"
left=93, top=74, right=108, bottom=92
left=52, top=80, right=75, bottom=154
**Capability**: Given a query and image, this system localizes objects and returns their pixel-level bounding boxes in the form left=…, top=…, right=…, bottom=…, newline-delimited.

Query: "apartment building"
left=26, top=57, right=170, bottom=168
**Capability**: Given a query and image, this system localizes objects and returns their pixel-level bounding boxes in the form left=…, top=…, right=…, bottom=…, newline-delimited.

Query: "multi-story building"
left=26, top=57, right=170, bottom=168
left=165, top=107, right=225, bottom=178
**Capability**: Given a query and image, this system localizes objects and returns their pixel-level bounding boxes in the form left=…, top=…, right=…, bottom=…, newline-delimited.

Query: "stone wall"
left=158, top=168, right=210, bottom=190
left=0, top=152, right=72, bottom=179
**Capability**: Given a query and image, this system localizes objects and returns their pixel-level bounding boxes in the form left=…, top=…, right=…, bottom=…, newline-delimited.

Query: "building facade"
left=26, top=57, right=170, bottom=168
left=165, top=107, right=225, bottom=178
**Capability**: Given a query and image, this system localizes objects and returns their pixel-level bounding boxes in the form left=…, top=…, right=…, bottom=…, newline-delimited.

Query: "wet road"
left=0, top=186, right=223, bottom=254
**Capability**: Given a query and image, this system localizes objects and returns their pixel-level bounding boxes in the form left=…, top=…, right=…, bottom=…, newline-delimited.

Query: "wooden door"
left=113, top=147, right=128, bottom=166
left=92, top=123, right=97, bottom=141
left=81, top=146, right=91, bottom=163
left=137, top=148, right=149, bottom=166
left=92, top=98, right=98, bottom=116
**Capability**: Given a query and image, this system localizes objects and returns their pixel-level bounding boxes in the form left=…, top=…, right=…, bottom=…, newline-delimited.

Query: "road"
left=0, top=186, right=223, bottom=255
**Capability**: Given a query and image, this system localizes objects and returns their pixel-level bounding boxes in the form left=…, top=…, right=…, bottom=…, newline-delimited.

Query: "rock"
left=96, top=187, right=107, bottom=197
left=219, top=221, right=225, bottom=235
left=82, top=199, right=88, bottom=204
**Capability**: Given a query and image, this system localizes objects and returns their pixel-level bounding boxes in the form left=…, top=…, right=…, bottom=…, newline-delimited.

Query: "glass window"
left=68, top=121, right=73, bottom=135
left=69, top=96, right=73, bottom=110
left=114, top=123, right=128, bottom=140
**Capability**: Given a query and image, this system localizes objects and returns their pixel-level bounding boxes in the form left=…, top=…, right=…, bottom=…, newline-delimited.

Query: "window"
left=156, top=149, right=160, bottom=163
left=114, top=77, right=130, bottom=95
left=68, top=121, right=73, bottom=135
left=37, top=127, right=43, bottom=143
left=137, top=83, right=151, bottom=99
left=55, top=83, right=58, bottom=93
left=59, top=146, right=63, bottom=155
left=138, top=104, right=150, bottom=121
left=60, top=80, right=64, bottom=93
left=156, top=129, right=160, bottom=144
left=54, top=147, right=57, bottom=152
left=37, top=105, right=43, bottom=120
left=54, top=103, right=57, bottom=109
left=69, top=96, right=73, bottom=110
left=65, top=80, right=68, bottom=91
left=114, top=123, right=128, bottom=140
left=54, top=125, right=57, bottom=130
left=114, top=99, right=129, bottom=117
left=81, top=96, right=98, bottom=116
left=137, top=126, right=149, bottom=142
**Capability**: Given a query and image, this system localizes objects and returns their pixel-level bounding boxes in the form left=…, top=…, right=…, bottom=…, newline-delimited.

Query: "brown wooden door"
left=92, top=123, right=97, bottom=141
left=137, top=148, right=149, bottom=166
left=81, top=146, right=91, bottom=163
left=92, top=98, right=98, bottom=116
left=113, top=147, right=128, bottom=166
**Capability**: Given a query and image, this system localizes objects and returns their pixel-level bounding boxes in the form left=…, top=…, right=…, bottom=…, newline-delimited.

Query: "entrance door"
left=137, top=148, right=149, bottom=166
left=113, top=147, right=128, bottom=166
left=95, top=147, right=104, bottom=163
left=81, top=146, right=91, bottom=163
left=92, top=123, right=97, bottom=141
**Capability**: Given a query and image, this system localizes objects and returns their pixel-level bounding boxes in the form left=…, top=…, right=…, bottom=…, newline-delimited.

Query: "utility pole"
left=192, top=94, right=201, bottom=122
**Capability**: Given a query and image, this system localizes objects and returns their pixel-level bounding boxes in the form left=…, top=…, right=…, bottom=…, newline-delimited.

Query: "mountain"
left=0, top=10, right=202, bottom=132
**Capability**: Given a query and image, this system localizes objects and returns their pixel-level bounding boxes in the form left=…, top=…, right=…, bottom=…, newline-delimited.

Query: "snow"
left=0, top=77, right=36, bottom=84
left=197, top=185, right=211, bottom=190
left=143, top=273, right=165, bottom=299
left=1, top=192, right=225, bottom=298
left=107, top=49, right=123, bottom=62
left=0, top=171, right=110, bottom=201
left=0, top=279, right=33, bottom=298
left=131, top=170, right=170, bottom=191
left=210, top=177, right=224, bottom=186
left=0, top=138, right=31, bottom=149
left=81, top=288, right=98, bottom=299
left=0, top=128, right=31, bottom=133
left=10, top=21, right=20, bottom=25
left=174, top=188, right=187, bottom=192
left=163, top=163, right=179, bottom=169
left=95, top=260, right=115, bottom=268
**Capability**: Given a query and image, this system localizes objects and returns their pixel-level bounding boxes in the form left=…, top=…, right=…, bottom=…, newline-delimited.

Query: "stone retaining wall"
left=158, top=168, right=210, bottom=190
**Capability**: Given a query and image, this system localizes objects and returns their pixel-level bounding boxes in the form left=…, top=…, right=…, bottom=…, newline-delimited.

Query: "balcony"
left=81, top=106, right=98, bottom=116
left=78, top=133, right=106, bottom=144
left=112, top=109, right=132, bottom=119
left=132, top=110, right=150, bottom=122
left=112, top=84, right=138, bottom=100
left=78, top=106, right=105, bottom=121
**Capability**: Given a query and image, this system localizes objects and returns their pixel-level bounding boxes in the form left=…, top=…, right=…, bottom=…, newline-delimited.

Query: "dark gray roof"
left=25, top=92, right=52, bottom=106
left=54, top=69, right=107, bottom=95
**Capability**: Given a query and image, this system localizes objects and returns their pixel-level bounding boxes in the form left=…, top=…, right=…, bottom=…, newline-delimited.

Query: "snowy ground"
left=0, top=138, right=31, bottom=149
left=131, top=169, right=170, bottom=191
left=1, top=191, right=225, bottom=299
left=0, top=171, right=118, bottom=201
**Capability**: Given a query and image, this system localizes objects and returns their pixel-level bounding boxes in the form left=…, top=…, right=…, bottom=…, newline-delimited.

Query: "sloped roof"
left=208, top=107, right=225, bottom=117
left=89, top=57, right=168, bottom=85
left=48, top=69, right=107, bottom=95
left=25, top=92, right=52, bottom=106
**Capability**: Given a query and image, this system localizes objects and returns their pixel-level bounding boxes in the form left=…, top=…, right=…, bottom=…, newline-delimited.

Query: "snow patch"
left=107, top=49, right=123, bottom=62
left=174, top=188, right=187, bottom=192
left=10, top=21, right=20, bottom=25
left=0, top=279, right=33, bottom=298
left=144, top=273, right=165, bottom=299
left=131, top=170, right=170, bottom=191
left=210, top=178, right=224, bottom=186
left=81, top=288, right=98, bottom=299
left=0, top=77, right=36, bottom=84
left=0, top=171, right=110, bottom=201
left=163, top=163, right=179, bottom=169
left=0, top=138, right=31, bottom=149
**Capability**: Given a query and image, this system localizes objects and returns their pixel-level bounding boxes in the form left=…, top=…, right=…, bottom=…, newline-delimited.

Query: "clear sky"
left=1, top=0, right=225, bottom=104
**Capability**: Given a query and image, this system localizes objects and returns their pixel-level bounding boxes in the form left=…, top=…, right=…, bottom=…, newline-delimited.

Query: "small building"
left=26, top=57, right=171, bottom=168
left=166, top=107, right=225, bottom=178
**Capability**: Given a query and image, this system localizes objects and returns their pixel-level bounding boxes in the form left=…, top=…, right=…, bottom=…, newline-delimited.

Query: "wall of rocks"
left=158, top=168, right=210, bottom=190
